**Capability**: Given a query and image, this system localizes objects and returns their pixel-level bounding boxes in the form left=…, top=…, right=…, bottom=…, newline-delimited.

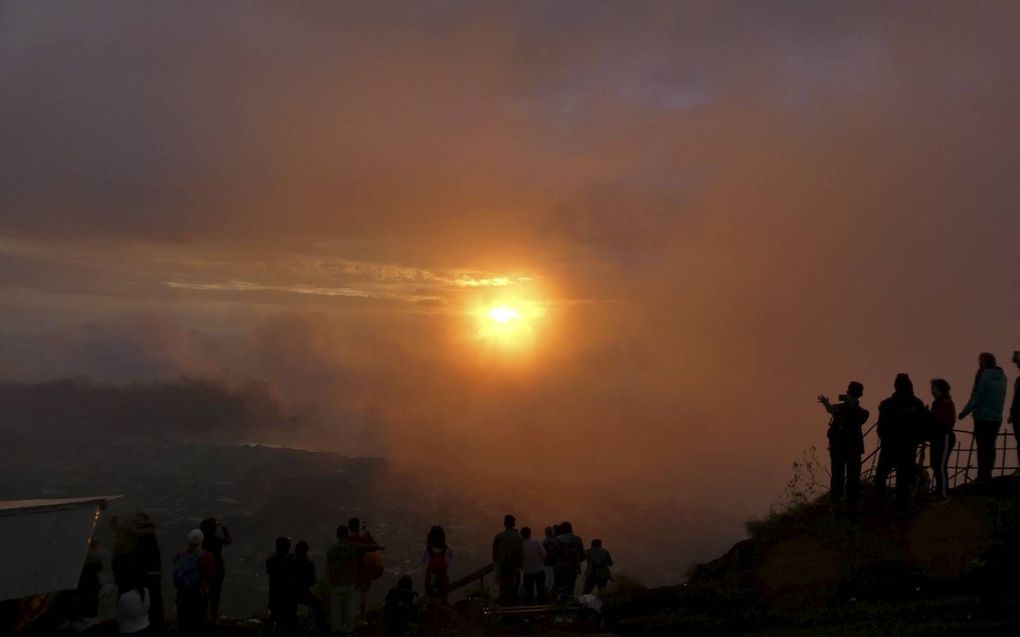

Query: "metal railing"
left=861, top=422, right=1019, bottom=489
left=448, top=563, right=494, bottom=594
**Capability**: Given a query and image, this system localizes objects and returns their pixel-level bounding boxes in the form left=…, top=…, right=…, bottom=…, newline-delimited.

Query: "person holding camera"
left=818, top=381, right=870, bottom=512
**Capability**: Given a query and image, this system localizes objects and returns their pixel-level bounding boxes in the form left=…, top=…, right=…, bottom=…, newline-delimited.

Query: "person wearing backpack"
left=173, top=529, right=215, bottom=633
left=817, top=381, right=870, bottom=513
left=347, top=518, right=381, bottom=622
left=582, top=539, right=614, bottom=595
left=326, top=525, right=383, bottom=636
left=421, top=525, right=453, bottom=605
left=553, top=522, right=584, bottom=601
left=199, top=517, right=232, bottom=623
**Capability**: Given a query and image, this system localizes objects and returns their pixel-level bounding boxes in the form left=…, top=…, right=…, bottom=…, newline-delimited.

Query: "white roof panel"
left=0, top=497, right=119, bottom=601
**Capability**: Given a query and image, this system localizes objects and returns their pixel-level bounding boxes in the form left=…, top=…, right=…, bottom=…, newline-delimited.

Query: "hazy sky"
left=2, top=2, right=1018, bottom=516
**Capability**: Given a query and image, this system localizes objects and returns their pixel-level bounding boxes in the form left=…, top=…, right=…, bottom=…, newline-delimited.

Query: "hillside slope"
left=604, top=477, right=1020, bottom=635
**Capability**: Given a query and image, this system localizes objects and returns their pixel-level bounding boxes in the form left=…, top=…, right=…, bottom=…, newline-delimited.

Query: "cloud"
left=1, top=1, right=1019, bottom=517
left=163, top=280, right=444, bottom=304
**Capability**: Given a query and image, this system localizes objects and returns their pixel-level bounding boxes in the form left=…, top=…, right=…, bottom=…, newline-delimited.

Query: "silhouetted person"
left=520, top=527, right=547, bottom=604
left=1009, top=351, right=1020, bottom=468
left=266, top=536, right=296, bottom=633
left=326, top=524, right=382, bottom=636
left=422, top=525, right=452, bottom=604
left=113, top=513, right=164, bottom=632
left=874, top=374, right=927, bottom=513
left=929, top=378, right=957, bottom=500
left=199, top=517, right=232, bottom=622
left=492, top=514, right=523, bottom=605
left=582, top=539, right=613, bottom=594
left=77, top=538, right=103, bottom=619
left=292, top=540, right=329, bottom=636
left=553, top=521, right=585, bottom=601
left=173, top=529, right=215, bottom=633
left=542, top=526, right=557, bottom=599
left=116, top=572, right=151, bottom=635
left=959, top=352, right=1008, bottom=482
left=817, top=381, right=869, bottom=512
left=383, top=575, right=418, bottom=637
left=347, top=517, right=380, bottom=620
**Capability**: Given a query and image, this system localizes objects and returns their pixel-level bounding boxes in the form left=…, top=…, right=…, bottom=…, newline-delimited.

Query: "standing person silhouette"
left=959, top=353, right=1008, bottom=482
left=326, top=525, right=382, bottom=636
left=492, top=515, right=523, bottom=606
left=874, top=374, right=927, bottom=513
left=1008, top=351, right=1020, bottom=469
left=520, top=527, right=547, bottom=604
left=422, top=526, right=452, bottom=605
left=542, top=527, right=557, bottom=601
left=553, top=522, right=584, bottom=601
left=346, top=518, right=378, bottom=622
left=265, top=537, right=296, bottom=633
left=582, top=539, right=613, bottom=594
left=292, top=541, right=329, bottom=636
left=112, top=512, right=164, bottom=632
left=929, top=379, right=957, bottom=500
left=174, top=529, right=215, bottom=633
left=199, top=517, right=232, bottom=623
left=817, top=381, right=869, bottom=514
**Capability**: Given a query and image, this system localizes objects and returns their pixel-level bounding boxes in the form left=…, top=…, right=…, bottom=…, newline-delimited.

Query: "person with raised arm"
left=817, top=381, right=870, bottom=514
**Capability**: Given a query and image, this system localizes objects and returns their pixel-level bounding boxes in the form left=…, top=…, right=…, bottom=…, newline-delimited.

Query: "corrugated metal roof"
left=0, top=496, right=120, bottom=601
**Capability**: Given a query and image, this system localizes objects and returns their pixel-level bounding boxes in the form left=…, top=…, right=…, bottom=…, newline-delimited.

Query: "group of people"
left=260, top=514, right=615, bottom=637
left=106, top=514, right=231, bottom=635
left=95, top=509, right=617, bottom=636
left=264, top=518, right=383, bottom=637
left=492, top=514, right=614, bottom=606
left=819, top=350, right=1020, bottom=514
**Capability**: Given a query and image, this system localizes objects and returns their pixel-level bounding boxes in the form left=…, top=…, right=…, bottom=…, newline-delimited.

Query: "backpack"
left=543, top=538, right=559, bottom=567
left=174, top=550, right=202, bottom=590
left=425, top=546, right=448, bottom=577
left=560, top=535, right=584, bottom=567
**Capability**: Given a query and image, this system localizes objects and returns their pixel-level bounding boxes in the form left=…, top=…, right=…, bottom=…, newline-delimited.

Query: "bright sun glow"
left=487, top=307, right=521, bottom=323
left=473, top=301, right=548, bottom=352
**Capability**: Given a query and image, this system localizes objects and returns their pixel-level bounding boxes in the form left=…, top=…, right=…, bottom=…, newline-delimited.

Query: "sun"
left=487, top=306, right=521, bottom=324
left=473, top=301, right=548, bottom=352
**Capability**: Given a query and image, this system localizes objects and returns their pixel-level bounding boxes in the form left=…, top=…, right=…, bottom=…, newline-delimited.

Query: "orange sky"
left=1, top=2, right=1019, bottom=522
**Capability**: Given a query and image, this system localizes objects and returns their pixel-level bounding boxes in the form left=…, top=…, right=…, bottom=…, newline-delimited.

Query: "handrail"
left=860, top=423, right=1018, bottom=490
left=448, top=563, right=494, bottom=594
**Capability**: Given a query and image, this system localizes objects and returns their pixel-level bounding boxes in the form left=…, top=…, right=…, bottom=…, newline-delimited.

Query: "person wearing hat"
left=873, top=374, right=928, bottom=513
left=818, top=381, right=870, bottom=512
left=173, top=529, right=216, bottom=632
left=1009, top=351, right=1020, bottom=470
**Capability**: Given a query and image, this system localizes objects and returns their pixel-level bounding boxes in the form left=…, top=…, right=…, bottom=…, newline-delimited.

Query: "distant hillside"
left=0, top=377, right=299, bottom=445
left=602, top=478, right=1020, bottom=635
